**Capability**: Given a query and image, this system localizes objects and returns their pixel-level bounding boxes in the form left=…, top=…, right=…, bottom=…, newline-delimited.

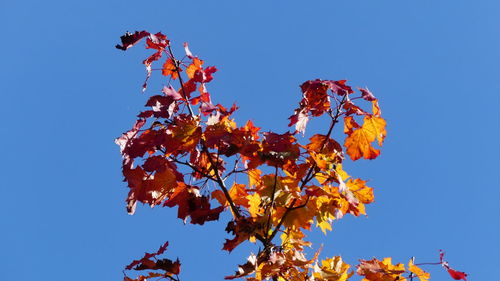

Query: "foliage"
left=115, top=31, right=467, bottom=281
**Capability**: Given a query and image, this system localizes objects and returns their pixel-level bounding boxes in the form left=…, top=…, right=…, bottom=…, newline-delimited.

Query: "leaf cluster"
left=115, top=31, right=467, bottom=281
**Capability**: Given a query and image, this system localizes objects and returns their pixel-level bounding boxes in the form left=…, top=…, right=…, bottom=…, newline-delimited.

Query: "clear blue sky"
left=1, top=0, right=498, bottom=280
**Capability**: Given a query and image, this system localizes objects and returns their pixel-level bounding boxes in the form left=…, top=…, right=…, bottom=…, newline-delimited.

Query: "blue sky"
left=1, top=0, right=498, bottom=280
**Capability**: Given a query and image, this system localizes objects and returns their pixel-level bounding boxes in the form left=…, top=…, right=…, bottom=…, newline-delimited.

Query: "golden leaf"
left=408, top=259, right=430, bottom=281
left=344, top=115, right=386, bottom=161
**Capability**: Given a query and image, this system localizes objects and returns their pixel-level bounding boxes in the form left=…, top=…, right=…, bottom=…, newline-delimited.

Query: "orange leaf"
left=357, top=258, right=406, bottom=281
left=230, top=183, right=250, bottom=207
left=344, top=116, right=386, bottom=161
left=186, top=57, right=204, bottom=79
left=162, top=58, right=180, bottom=79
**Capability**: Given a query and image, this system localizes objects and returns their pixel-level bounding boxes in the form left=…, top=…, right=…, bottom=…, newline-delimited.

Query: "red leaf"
left=324, top=79, right=354, bottom=96
left=116, top=119, right=147, bottom=154
left=164, top=184, right=224, bottom=225
left=440, top=250, right=468, bottom=281
left=145, top=32, right=169, bottom=51
left=261, top=132, right=300, bottom=166
left=116, top=31, right=150, bottom=50
left=447, top=268, right=468, bottom=281
left=359, top=87, right=376, bottom=101
left=125, top=241, right=169, bottom=270
left=203, top=66, right=217, bottom=83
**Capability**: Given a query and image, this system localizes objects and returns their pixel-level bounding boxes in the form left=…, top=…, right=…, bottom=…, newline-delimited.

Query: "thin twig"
left=265, top=166, right=279, bottom=238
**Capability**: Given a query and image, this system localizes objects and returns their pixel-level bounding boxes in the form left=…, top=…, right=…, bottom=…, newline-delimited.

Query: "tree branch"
left=267, top=95, right=347, bottom=244
left=265, top=166, right=279, bottom=239
left=166, top=46, right=194, bottom=116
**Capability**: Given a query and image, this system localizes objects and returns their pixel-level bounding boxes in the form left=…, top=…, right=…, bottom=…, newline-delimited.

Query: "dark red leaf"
left=144, top=95, right=176, bottom=118
left=324, top=79, right=354, bottom=95
left=125, top=241, right=171, bottom=270
left=116, top=31, right=150, bottom=51
left=163, top=184, right=224, bottom=225
left=261, top=132, right=300, bottom=166
left=359, top=87, right=376, bottom=101
left=142, top=156, right=169, bottom=172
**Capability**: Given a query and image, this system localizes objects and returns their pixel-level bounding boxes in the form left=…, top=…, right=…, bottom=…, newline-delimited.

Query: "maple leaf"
left=162, top=85, right=183, bottom=100
left=408, top=258, right=430, bottom=281
left=123, top=161, right=180, bottom=214
left=125, top=241, right=170, bottom=270
left=225, top=254, right=258, bottom=280
left=116, top=31, right=150, bottom=50
left=162, top=58, right=180, bottom=79
left=313, top=256, right=353, bottom=281
left=125, top=241, right=181, bottom=281
left=145, top=32, right=169, bottom=51
left=344, top=115, right=386, bottom=161
left=343, top=100, right=367, bottom=116
left=163, top=115, right=202, bottom=155
left=324, top=79, right=354, bottom=96
left=122, top=129, right=167, bottom=160
left=260, top=132, right=300, bottom=166
left=186, top=57, right=204, bottom=79
left=440, top=250, right=468, bottom=281
left=299, top=79, right=331, bottom=116
left=357, top=258, right=406, bottom=281
left=116, top=119, right=147, bottom=165
left=305, top=134, right=343, bottom=170
left=288, top=108, right=309, bottom=134
left=359, top=87, right=376, bottom=101
left=223, top=218, right=261, bottom=252
left=164, top=183, right=224, bottom=225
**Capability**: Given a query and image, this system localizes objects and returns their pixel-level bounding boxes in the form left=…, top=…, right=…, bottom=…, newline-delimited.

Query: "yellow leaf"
left=346, top=179, right=374, bottom=204
left=408, top=259, right=430, bottom=281
left=314, top=256, right=353, bottom=281
left=248, top=169, right=262, bottom=188
left=247, top=192, right=263, bottom=217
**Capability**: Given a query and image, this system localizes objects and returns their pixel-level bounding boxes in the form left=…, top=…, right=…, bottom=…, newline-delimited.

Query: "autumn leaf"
left=186, top=57, right=204, bottom=79
left=114, top=30, right=474, bottom=281
left=440, top=250, right=468, bottom=281
left=314, top=256, right=353, bottom=281
left=357, top=258, right=406, bottom=281
left=344, top=115, right=386, bottom=161
left=116, top=31, right=150, bottom=50
left=162, top=58, right=180, bottom=79
left=125, top=241, right=169, bottom=270
left=408, top=258, right=430, bottom=281
left=164, top=183, right=224, bottom=225
left=261, top=132, right=300, bottom=166
left=359, top=87, right=376, bottom=101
